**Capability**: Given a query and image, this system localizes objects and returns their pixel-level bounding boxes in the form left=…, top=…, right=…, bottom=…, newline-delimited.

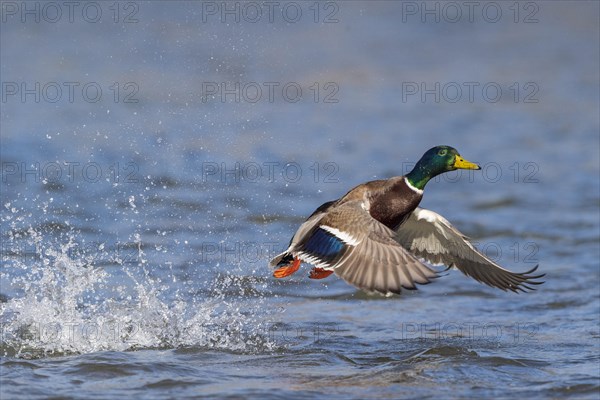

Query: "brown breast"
left=366, top=177, right=423, bottom=230
left=336, top=177, right=423, bottom=230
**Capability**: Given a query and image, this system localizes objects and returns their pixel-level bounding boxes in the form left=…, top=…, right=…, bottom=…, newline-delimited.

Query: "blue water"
left=1, top=1, right=599, bottom=398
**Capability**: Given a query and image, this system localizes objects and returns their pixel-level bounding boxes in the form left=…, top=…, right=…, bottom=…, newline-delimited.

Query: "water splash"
left=1, top=206, right=276, bottom=359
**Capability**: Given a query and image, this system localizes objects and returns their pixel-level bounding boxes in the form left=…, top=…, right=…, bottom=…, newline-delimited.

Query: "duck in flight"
left=270, top=145, right=544, bottom=296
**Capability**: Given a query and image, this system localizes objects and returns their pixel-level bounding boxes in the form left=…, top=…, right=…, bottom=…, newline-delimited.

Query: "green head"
left=405, top=145, right=481, bottom=190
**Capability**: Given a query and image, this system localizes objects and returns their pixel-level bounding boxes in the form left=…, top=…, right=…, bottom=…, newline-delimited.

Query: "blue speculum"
left=303, top=228, right=344, bottom=258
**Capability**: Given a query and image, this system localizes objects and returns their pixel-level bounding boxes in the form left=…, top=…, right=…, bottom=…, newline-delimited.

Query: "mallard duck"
left=270, top=145, right=544, bottom=296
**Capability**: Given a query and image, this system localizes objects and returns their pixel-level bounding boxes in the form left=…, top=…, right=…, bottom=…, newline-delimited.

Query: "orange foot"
left=309, top=267, right=334, bottom=279
left=273, top=257, right=301, bottom=278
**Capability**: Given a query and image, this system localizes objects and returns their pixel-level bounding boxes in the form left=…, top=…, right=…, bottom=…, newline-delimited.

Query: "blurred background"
left=1, top=1, right=599, bottom=398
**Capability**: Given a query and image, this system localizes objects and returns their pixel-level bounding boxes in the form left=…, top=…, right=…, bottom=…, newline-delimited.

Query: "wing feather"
left=395, top=208, right=545, bottom=293
left=313, top=201, right=438, bottom=295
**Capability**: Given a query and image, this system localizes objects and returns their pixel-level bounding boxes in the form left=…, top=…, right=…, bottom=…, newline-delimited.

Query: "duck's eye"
left=438, top=149, right=447, bottom=156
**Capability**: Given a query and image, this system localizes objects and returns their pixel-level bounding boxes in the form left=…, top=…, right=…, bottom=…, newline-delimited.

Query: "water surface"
left=1, top=2, right=599, bottom=398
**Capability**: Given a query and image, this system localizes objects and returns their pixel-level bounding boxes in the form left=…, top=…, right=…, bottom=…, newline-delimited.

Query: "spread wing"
left=295, top=201, right=438, bottom=296
left=395, top=207, right=544, bottom=292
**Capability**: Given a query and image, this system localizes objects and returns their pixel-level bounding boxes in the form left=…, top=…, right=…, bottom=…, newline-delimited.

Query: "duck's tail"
left=269, top=252, right=294, bottom=268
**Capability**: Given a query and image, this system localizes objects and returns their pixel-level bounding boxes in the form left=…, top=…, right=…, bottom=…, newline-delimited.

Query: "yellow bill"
left=454, top=156, right=481, bottom=170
